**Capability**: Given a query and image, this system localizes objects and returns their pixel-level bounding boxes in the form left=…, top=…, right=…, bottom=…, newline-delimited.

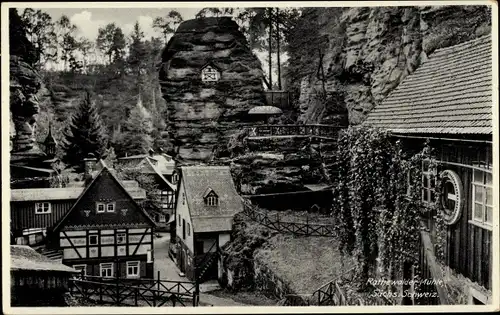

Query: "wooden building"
left=10, top=245, right=78, bottom=306
left=51, top=161, right=157, bottom=279
left=174, top=166, right=243, bottom=282
left=364, top=35, right=493, bottom=305
left=10, top=176, right=146, bottom=246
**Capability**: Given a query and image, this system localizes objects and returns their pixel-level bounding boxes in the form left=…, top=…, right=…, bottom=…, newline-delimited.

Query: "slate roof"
left=181, top=166, right=243, bottom=233
left=363, top=35, right=492, bottom=134
left=10, top=245, right=77, bottom=273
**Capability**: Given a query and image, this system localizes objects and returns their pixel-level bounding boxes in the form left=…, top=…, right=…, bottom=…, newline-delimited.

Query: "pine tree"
left=127, top=21, right=148, bottom=78
left=61, top=91, right=108, bottom=168
left=113, top=94, right=153, bottom=157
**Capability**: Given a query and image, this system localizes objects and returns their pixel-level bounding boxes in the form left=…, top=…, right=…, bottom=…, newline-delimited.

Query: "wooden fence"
left=311, top=280, right=347, bottom=306
left=242, top=201, right=336, bottom=237
left=69, top=274, right=199, bottom=307
left=248, top=124, right=340, bottom=139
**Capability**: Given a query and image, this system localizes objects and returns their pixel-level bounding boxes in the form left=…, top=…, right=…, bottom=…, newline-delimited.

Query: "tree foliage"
left=20, top=8, right=58, bottom=66
left=96, top=23, right=126, bottom=64
left=61, top=91, right=108, bottom=168
left=112, top=96, right=154, bottom=157
left=152, top=10, right=183, bottom=43
left=332, top=127, right=440, bottom=296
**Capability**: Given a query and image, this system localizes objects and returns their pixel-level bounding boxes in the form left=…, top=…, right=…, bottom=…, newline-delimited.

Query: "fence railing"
left=242, top=201, right=336, bottom=237
left=311, top=280, right=347, bottom=306
left=247, top=124, right=341, bottom=139
left=69, top=274, right=199, bottom=307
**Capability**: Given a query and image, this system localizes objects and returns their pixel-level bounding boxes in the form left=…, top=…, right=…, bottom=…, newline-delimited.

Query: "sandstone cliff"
left=9, top=8, right=44, bottom=159
left=159, top=17, right=266, bottom=162
left=287, top=5, right=491, bottom=125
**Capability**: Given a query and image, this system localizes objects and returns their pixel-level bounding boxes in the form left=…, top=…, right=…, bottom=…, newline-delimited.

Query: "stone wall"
left=159, top=17, right=266, bottom=163
left=287, top=5, right=491, bottom=125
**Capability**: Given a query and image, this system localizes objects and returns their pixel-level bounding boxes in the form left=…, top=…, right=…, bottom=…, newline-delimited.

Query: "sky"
left=38, top=8, right=204, bottom=41
left=23, top=6, right=286, bottom=86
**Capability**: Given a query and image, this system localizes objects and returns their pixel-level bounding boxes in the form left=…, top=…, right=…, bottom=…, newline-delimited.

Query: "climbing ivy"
left=332, top=127, right=444, bottom=295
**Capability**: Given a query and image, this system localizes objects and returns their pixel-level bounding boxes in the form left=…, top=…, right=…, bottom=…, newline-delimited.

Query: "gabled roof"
left=144, top=158, right=176, bottom=191
left=11, top=245, right=77, bottom=273
left=52, top=165, right=156, bottom=232
left=363, top=35, right=492, bottom=134
left=180, top=166, right=243, bottom=233
left=200, top=61, right=222, bottom=72
left=203, top=187, right=217, bottom=198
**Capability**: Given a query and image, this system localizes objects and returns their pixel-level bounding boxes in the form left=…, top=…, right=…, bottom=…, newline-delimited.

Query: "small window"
left=178, top=215, right=181, bottom=226
left=73, top=264, right=87, bottom=276
left=182, top=192, right=185, bottom=205
left=107, top=203, right=115, bottom=212
left=172, top=172, right=178, bottom=184
left=159, top=214, right=166, bottom=223
left=35, top=202, right=51, bottom=214
left=187, top=223, right=191, bottom=236
left=100, top=263, right=113, bottom=278
left=96, top=202, right=105, bottom=213
left=89, top=234, right=98, bottom=245
left=206, top=195, right=218, bottom=206
left=126, top=261, right=140, bottom=278
left=117, top=233, right=126, bottom=244
left=421, top=160, right=436, bottom=204
left=201, top=65, right=220, bottom=82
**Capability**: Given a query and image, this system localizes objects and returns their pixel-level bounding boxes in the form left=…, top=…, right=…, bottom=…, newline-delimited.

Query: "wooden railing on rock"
left=242, top=201, right=336, bottom=237
left=69, top=274, right=199, bottom=307
left=247, top=124, right=341, bottom=140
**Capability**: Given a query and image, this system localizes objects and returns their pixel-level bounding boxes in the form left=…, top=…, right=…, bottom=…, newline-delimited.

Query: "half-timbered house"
left=50, top=161, right=157, bottom=279
left=174, top=166, right=243, bottom=282
left=364, top=35, right=494, bottom=305
left=116, top=150, right=177, bottom=226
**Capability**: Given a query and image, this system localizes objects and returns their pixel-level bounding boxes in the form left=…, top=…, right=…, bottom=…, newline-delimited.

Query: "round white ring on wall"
left=440, top=169, right=463, bottom=225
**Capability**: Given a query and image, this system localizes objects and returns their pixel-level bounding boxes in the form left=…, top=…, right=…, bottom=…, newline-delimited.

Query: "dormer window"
left=203, top=188, right=219, bottom=206
left=201, top=63, right=221, bottom=82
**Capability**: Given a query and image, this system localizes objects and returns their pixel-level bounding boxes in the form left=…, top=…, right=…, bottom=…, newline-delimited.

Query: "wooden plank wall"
left=433, top=141, right=492, bottom=290
left=11, top=201, right=74, bottom=232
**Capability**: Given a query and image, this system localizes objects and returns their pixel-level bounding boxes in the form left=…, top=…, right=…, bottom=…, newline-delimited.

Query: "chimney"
left=148, top=148, right=155, bottom=157
left=83, top=153, right=97, bottom=182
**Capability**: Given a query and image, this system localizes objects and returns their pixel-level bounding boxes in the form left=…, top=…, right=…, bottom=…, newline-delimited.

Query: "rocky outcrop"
left=159, top=17, right=266, bottom=162
left=9, top=8, right=44, bottom=158
left=288, top=5, right=491, bottom=125
left=230, top=136, right=325, bottom=195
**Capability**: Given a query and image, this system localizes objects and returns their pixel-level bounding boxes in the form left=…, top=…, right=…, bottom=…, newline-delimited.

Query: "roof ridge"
left=432, top=34, right=491, bottom=55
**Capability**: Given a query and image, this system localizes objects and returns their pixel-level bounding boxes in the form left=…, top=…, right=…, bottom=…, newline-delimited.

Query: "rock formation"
left=288, top=5, right=491, bottom=125
left=9, top=8, right=44, bottom=159
left=158, top=17, right=266, bottom=162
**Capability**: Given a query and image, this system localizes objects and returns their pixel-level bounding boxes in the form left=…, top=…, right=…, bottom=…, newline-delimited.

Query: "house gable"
left=53, top=167, right=155, bottom=231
